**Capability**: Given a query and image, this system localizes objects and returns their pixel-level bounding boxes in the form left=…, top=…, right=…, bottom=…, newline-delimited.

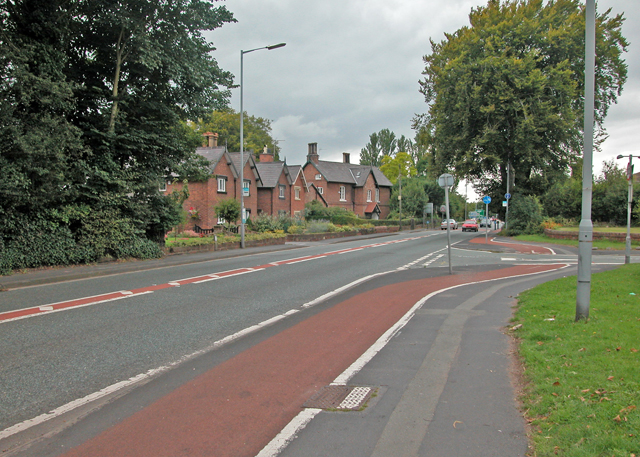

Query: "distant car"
left=461, top=219, right=479, bottom=232
left=441, top=219, right=458, bottom=230
left=479, top=218, right=491, bottom=227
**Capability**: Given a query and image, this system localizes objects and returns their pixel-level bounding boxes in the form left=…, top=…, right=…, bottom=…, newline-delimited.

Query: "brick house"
left=302, top=143, right=392, bottom=219
left=255, top=151, right=308, bottom=218
left=165, top=133, right=261, bottom=229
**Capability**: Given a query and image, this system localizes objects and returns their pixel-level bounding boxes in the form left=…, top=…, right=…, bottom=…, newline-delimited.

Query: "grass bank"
left=514, top=234, right=640, bottom=251
left=511, top=264, right=640, bottom=456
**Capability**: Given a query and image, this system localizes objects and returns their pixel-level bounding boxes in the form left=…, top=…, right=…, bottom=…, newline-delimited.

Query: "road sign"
left=438, top=173, right=454, bottom=188
left=425, top=203, right=433, bottom=214
left=477, top=209, right=485, bottom=216
left=503, top=201, right=507, bottom=207
left=482, top=196, right=491, bottom=204
left=440, top=205, right=447, bottom=213
left=469, top=211, right=479, bottom=218
left=505, top=193, right=511, bottom=199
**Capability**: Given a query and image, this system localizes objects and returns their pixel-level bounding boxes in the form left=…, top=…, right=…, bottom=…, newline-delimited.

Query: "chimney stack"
left=259, top=145, right=274, bottom=162
left=307, top=143, right=319, bottom=164
left=343, top=152, right=350, bottom=164
left=203, top=132, right=218, bottom=148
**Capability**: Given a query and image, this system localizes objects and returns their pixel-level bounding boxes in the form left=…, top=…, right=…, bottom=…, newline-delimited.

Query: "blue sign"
left=505, top=193, right=511, bottom=199
left=482, top=196, right=491, bottom=204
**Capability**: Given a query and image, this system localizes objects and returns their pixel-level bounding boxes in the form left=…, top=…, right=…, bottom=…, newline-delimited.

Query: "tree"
left=360, top=128, right=400, bottom=166
left=418, top=0, right=628, bottom=197
left=0, top=0, right=235, bottom=269
left=191, top=109, right=278, bottom=160
left=389, top=178, right=428, bottom=219
left=380, top=152, right=417, bottom=185
left=214, top=198, right=240, bottom=225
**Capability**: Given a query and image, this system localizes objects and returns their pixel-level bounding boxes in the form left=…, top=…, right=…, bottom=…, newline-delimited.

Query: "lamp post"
left=616, top=154, right=639, bottom=264
left=240, top=42, right=286, bottom=248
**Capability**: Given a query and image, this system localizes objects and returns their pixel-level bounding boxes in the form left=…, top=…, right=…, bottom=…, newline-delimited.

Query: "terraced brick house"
left=302, top=143, right=392, bottom=219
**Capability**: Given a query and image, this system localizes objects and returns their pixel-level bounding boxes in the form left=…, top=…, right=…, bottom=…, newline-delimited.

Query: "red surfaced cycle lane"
left=60, top=264, right=562, bottom=457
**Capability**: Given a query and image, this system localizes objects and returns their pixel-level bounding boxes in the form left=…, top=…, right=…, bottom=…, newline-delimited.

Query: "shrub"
left=506, top=194, right=544, bottom=236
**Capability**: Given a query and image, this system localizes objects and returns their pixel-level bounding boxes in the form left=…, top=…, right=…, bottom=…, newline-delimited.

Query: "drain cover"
left=303, top=385, right=375, bottom=411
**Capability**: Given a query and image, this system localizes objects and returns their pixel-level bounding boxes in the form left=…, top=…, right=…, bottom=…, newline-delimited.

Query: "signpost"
left=482, top=196, right=491, bottom=243
left=438, top=173, right=455, bottom=274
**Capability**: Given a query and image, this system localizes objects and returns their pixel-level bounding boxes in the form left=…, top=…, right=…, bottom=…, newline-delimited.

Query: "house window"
left=159, top=181, right=167, bottom=192
left=294, top=187, right=301, bottom=200
left=217, top=215, right=226, bottom=224
left=367, top=189, right=372, bottom=202
left=339, top=186, right=346, bottom=201
left=279, top=184, right=286, bottom=199
left=243, top=180, right=250, bottom=197
left=375, top=188, right=380, bottom=202
left=315, top=174, right=322, bottom=180
left=317, top=186, right=323, bottom=195
left=217, top=176, right=227, bottom=193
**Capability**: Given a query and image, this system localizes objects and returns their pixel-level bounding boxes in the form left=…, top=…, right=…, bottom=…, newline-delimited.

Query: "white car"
left=440, top=219, right=458, bottom=230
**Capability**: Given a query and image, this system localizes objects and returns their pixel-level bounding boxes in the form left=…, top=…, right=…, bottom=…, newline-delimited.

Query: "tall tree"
left=193, top=109, right=278, bottom=160
left=1, top=0, right=235, bottom=268
left=380, top=151, right=417, bottom=185
left=418, top=0, right=628, bottom=196
left=359, top=131, right=381, bottom=166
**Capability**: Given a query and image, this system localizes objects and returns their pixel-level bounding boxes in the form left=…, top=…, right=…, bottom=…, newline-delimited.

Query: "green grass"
left=514, top=234, right=640, bottom=251
left=512, top=264, right=640, bottom=456
left=553, top=227, right=640, bottom=234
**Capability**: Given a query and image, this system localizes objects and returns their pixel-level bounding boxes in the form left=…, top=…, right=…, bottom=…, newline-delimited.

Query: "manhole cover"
left=303, top=385, right=375, bottom=411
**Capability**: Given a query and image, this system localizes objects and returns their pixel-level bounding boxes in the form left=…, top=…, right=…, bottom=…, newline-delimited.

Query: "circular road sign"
left=505, top=193, right=511, bottom=199
left=482, top=196, right=491, bottom=204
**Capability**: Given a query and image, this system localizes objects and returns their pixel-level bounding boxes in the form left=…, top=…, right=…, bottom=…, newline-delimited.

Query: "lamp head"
left=267, top=43, right=286, bottom=50
left=617, top=155, right=624, bottom=159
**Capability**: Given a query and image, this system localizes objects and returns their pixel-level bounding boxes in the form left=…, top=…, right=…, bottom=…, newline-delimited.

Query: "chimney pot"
left=307, top=143, right=319, bottom=164
left=343, top=152, right=350, bottom=164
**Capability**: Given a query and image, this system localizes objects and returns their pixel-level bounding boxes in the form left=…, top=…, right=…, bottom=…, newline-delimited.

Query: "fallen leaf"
left=552, top=392, right=559, bottom=396
left=616, top=347, right=622, bottom=351
left=537, top=341, right=544, bottom=346
left=553, top=381, right=561, bottom=386
left=581, top=389, right=590, bottom=393
left=631, top=348, right=638, bottom=353
left=587, top=414, right=596, bottom=418
left=453, top=420, right=463, bottom=429
left=607, top=376, right=615, bottom=381
left=511, top=324, right=523, bottom=331
left=614, top=415, right=622, bottom=422
left=578, top=347, right=586, bottom=352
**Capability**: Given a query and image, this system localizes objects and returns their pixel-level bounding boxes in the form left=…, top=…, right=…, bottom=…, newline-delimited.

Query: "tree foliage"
left=0, top=0, right=235, bottom=272
left=380, top=152, right=417, bottom=185
left=191, top=109, right=279, bottom=160
left=419, top=0, right=628, bottom=197
left=214, top=198, right=240, bottom=225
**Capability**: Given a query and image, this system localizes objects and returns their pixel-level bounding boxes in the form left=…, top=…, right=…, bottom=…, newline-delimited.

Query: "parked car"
left=479, top=218, right=491, bottom=227
left=440, top=219, right=458, bottom=230
left=461, top=219, right=479, bottom=232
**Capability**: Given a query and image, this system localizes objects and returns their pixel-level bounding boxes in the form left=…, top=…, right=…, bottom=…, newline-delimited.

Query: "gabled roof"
left=255, top=162, right=289, bottom=188
left=195, top=146, right=238, bottom=177
left=286, top=165, right=306, bottom=186
left=228, top=152, right=261, bottom=182
left=364, top=202, right=381, bottom=214
left=308, top=160, right=393, bottom=188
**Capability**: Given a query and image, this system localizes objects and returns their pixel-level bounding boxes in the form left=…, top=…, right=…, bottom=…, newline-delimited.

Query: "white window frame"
left=217, top=215, right=226, bottom=224
left=375, top=188, right=380, bottom=202
left=243, top=179, right=250, bottom=197
left=294, top=187, right=301, bottom=200
left=279, top=184, right=286, bottom=199
left=159, top=181, right=167, bottom=192
left=339, top=186, right=346, bottom=201
left=367, top=189, right=372, bottom=202
left=315, top=174, right=322, bottom=180
left=217, top=176, right=227, bottom=193
left=317, top=186, right=323, bottom=195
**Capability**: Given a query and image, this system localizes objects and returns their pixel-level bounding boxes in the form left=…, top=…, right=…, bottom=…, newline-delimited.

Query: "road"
left=0, top=229, right=633, bottom=456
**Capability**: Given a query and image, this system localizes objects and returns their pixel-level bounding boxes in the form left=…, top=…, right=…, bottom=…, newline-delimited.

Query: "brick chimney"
left=203, top=132, right=218, bottom=148
left=307, top=143, right=319, bottom=164
left=259, top=145, right=274, bottom=162
left=343, top=152, right=350, bottom=164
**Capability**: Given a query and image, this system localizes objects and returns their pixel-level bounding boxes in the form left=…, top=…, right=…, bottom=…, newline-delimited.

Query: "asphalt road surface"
left=0, top=229, right=634, bottom=456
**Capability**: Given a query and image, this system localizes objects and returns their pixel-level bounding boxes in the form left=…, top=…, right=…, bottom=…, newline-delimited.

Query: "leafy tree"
left=360, top=128, right=400, bottom=166
left=380, top=152, right=417, bottom=185
left=418, top=0, right=628, bottom=197
left=389, top=178, right=429, bottom=219
left=592, top=160, right=639, bottom=225
left=214, top=198, right=240, bottom=225
left=0, top=0, right=235, bottom=270
left=192, top=109, right=279, bottom=160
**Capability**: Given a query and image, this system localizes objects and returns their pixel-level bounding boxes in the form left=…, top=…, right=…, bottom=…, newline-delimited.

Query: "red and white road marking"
left=0, top=235, right=431, bottom=324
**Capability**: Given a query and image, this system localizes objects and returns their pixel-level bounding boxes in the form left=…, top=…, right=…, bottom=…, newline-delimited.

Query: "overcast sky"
left=205, top=0, right=639, bottom=198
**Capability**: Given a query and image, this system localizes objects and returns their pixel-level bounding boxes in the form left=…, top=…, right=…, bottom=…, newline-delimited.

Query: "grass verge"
left=514, top=234, right=640, bottom=251
left=511, top=264, right=640, bottom=456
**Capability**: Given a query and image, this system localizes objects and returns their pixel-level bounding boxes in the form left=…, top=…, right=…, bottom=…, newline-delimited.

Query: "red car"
left=461, top=219, right=479, bottom=232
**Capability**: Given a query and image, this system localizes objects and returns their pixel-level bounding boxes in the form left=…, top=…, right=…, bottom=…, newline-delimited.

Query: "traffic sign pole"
left=438, top=173, right=454, bottom=275
left=482, top=196, right=492, bottom=244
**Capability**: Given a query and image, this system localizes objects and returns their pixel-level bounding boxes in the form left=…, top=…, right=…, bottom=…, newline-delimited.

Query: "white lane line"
left=257, top=263, right=571, bottom=457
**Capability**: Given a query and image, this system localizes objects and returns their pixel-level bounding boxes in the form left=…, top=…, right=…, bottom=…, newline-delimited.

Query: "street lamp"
left=616, top=154, right=639, bottom=264
left=240, top=42, right=286, bottom=248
